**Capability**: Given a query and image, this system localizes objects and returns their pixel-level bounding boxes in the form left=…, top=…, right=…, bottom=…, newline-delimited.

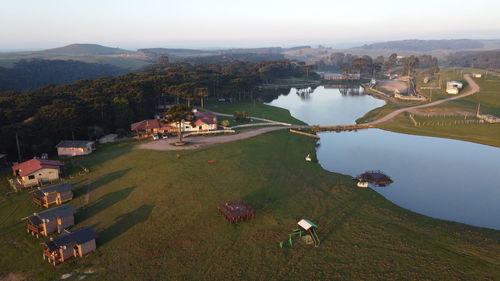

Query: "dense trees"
left=446, top=50, right=500, bottom=70
left=0, top=60, right=309, bottom=158
left=0, top=59, right=127, bottom=92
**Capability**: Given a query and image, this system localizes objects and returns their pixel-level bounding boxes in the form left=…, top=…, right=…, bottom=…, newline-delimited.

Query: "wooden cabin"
left=41, top=227, right=98, bottom=266
left=11, top=158, right=63, bottom=188
left=25, top=204, right=76, bottom=237
left=56, top=140, right=95, bottom=157
left=32, top=183, right=73, bottom=208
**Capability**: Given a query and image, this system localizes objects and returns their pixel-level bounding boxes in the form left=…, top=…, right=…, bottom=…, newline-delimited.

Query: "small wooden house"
left=25, top=204, right=76, bottom=237
left=32, top=183, right=73, bottom=208
left=11, top=158, right=64, bottom=188
left=131, top=119, right=172, bottom=138
left=56, top=140, right=95, bottom=157
left=41, top=227, right=98, bottom=266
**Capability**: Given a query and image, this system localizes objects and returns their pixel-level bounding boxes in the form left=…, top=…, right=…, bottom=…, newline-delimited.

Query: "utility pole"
left=15, top=132, right=21, bottom=163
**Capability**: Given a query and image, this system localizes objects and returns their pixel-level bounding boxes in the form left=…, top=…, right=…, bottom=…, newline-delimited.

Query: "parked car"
left=162, top=133, right=169, bottom=139
left=152, top=134, right=160, bottom=140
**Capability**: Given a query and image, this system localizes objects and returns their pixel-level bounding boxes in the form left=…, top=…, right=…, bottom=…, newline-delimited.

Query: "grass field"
left=359, top=68, right=500, bottom=147
left=1, top=104, right=500, bottom=280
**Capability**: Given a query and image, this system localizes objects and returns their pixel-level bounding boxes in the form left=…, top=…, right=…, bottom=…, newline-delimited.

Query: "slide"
left=310, top=228, right=320, bottom=247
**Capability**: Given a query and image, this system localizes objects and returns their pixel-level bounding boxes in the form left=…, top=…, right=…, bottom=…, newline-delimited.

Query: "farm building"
left=131, top=119, right=172, bottom=138
left=98, top=134, right=118, bottom=144
left=472, top=73, right=482, bottom=78
left=11, top=158, right=63, bottom=188
left=320, top=72, right=361, bottom=81
left=32, top=183, right=73, bottom=208
left=446, top=81, right=463, bottom=95
left=25, top=204, right=76, bottom=237
left=41, top=227, right=98, bottom=266
left=56, top=140, right=95, bottom=157
left=173, top=110, right=218, bottom=132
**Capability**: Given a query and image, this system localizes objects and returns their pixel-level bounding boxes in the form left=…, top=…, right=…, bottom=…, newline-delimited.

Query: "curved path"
left=368, top=74, right=480, bottom=125
left=137, top=126, right=288, bottom=151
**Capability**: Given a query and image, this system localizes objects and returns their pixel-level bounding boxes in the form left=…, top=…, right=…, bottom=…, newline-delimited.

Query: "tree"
left=221, top=120, right=230, bottom=127
left=195, top=87, right=209, bottom=108
left=165, top=104, right=195, bottom=143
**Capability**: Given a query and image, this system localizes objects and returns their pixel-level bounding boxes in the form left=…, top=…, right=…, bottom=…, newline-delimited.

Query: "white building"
left=56, top=140, right=95, bottom=157
left=446, top=81, right=463, bottom=95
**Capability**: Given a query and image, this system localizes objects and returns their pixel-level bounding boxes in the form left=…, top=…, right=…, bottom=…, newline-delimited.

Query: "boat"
left=357, top=181, right=369, bottom=188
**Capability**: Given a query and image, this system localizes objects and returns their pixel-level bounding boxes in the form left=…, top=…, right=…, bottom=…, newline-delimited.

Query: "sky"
left=1, top=0, right=500, bottom=50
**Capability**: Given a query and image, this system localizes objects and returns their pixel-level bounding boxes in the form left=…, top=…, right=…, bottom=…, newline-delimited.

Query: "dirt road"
left=368, top=74, right=480, bottom=125
left=137, top=126, right=288, bottom=151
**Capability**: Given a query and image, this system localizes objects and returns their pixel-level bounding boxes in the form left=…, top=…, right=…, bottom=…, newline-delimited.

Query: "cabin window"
left=28, top=175, right=35, bottom=180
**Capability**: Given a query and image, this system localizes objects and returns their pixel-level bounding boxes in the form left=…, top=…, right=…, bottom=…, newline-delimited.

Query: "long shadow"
left=76, top=186, right=136, bottom=222
left=73, top=168, right=131, bottom=198
left=98, top=204, right=154, bottom=245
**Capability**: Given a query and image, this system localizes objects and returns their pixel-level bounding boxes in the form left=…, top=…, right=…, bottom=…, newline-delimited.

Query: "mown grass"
left=206, top=101, right=306, bottom=125
left=0, top=127, right=499, bottom=280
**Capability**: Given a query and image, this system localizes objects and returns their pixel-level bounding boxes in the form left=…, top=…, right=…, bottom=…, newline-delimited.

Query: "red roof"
left=194, top=111, right=217, bottom=126
left=130, top=119, right=161, bottom=131
left=12, top=159, right=63, bottom=177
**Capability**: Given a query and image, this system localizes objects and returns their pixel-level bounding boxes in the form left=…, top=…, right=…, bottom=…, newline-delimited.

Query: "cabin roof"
left=12, top=158, right=63, bottom=177
left=33, top=183, right=73, bottom=198
left=44, top=227, right=98, bottom=252
left=56, top=140, right=94, bottom=148
left=26, top=204, right=76, bottom=225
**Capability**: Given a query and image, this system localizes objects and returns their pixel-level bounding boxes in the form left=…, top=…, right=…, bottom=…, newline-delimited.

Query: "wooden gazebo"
left=217, top=201, right=255, bottom=224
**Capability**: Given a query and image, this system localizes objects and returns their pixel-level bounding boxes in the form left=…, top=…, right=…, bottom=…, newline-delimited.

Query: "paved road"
left=368, top=74, right=480, bottom=125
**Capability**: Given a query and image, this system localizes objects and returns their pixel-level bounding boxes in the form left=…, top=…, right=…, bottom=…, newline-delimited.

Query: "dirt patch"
left=137, top=126, right=287, bottom=151
left=376, top=79, right=408, bottom=93
left=0, top=273, right=27, bottom=281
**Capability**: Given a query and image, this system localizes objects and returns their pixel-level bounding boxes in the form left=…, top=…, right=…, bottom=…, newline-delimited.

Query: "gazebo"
left=217, top=201, right=255, bottom=224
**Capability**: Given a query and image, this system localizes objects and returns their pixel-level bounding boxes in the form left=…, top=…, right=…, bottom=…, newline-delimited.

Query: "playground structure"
left=217, top=201, right=254, bottom=224
left=279, top=219, right=320, bottom=248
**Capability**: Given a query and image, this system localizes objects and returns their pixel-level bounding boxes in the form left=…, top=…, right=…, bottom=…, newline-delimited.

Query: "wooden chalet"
left=217, top=201, right=255, bottom=224
left=32, top=183, right=73, bottom=208
left=11, top=158, right=64, bottom=189
left=25, top=204, right=76, bottom=237
left=41, top=227, right=98, bottom=266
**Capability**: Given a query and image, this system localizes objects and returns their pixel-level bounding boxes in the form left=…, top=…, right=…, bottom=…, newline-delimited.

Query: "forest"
left=446, top=50, right=500, bottom=70
left=0, top=59, right=128, bottom=92
left=0, top=59, right=311, bottom=160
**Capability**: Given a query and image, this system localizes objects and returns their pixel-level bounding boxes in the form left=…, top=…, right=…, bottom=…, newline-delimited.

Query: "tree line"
left=0, top=59, right=310, bottom=160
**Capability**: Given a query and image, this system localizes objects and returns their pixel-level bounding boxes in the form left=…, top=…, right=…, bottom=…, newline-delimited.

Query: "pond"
left=267, top=85, right=500, bottom=230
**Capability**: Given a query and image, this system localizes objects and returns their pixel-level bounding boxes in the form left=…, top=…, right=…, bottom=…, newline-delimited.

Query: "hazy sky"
left=1, top=0, right=499, bottom=50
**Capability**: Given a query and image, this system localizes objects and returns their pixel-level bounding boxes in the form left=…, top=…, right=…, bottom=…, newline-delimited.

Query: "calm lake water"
left=267, top=86, right=500, bottom=230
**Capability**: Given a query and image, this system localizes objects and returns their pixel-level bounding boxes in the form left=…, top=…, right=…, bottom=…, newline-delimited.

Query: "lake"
left=267, top=85, right=500, bottom=230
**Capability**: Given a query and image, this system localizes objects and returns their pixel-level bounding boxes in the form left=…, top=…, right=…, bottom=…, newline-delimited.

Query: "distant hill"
left=40, top=43, right=135, bottom=56
left=353, top=39, right=486, bottom=52
left=0, top=44, right=150, bottom=69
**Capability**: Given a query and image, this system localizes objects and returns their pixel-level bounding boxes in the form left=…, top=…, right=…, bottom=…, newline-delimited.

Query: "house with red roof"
left=169, top=110, right=218, bottom=132
left=130, top=119, right=172, bottom=138
left=12, top=158, right=64, bottom=188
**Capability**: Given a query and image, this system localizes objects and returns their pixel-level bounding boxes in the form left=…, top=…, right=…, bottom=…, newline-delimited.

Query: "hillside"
left=353, top=39, right=490, bottom=52
left=40, top=44, right=135, bottom=56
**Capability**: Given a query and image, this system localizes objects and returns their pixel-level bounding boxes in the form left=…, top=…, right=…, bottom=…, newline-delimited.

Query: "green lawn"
left=206, top=101, right=306, bottom=125
left=1, top=117, right=499, bottom=279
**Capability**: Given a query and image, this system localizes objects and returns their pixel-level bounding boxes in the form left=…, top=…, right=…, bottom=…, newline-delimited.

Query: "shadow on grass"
left=98, top=204, right=154, bottom=245
left=74, top=168, right=131, bottom=198
left=76, top=186, right=136, bottom=222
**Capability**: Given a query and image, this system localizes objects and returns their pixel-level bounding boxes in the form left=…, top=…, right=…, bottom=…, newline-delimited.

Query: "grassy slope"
left=0, top=104, right=499, bottom=280
left=206, top=101, right=307, bottom=125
